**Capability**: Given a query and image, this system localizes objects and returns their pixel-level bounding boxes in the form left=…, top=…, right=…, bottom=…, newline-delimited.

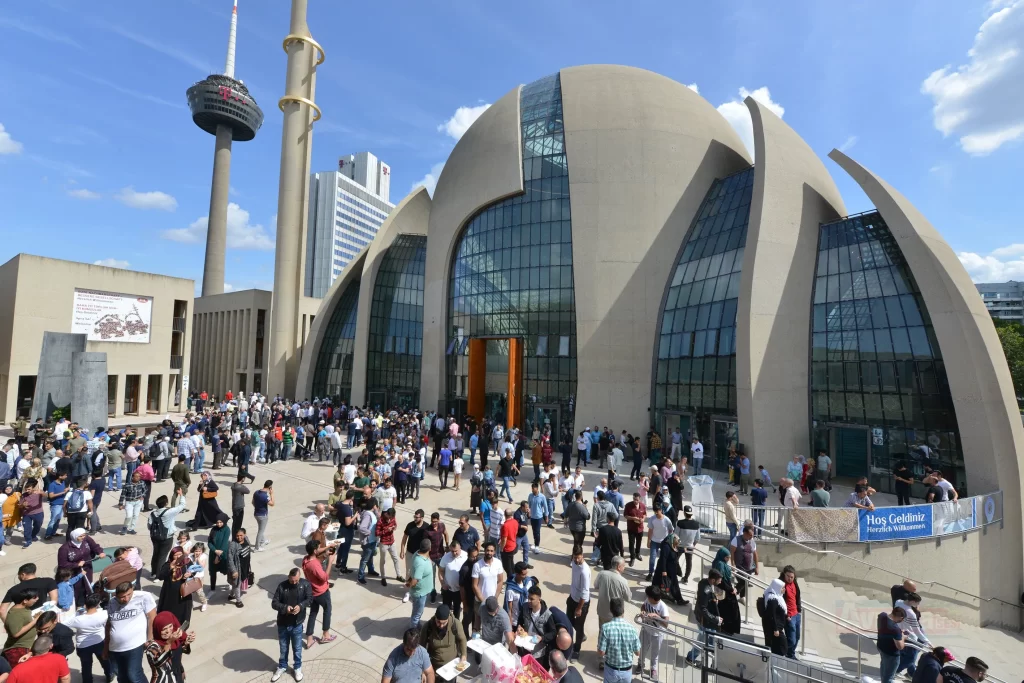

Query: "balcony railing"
left=170, top=355, right=184, bottom=370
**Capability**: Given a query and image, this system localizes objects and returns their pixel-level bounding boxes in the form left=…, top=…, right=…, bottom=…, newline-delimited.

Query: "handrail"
left=688, top=544, right=1010, bottom=683
left=748, top=521, right=1023, bottom=613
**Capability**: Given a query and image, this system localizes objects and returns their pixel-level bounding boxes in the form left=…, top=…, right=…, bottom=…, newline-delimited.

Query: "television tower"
left=187, top=0, right=264, bottom=296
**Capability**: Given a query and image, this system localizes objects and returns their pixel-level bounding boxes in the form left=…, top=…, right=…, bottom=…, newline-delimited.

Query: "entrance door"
left=713, top=419, right=739, bottom=471
left=124, top=375, right=140, bottom=415
left=146, top=375, right=161, bottom=412
left=395, top=391, right=414, bottom=411
left=663, top=412, right=693, bottom=457
left=530, top=405, right=559, bottom=442
left=836, top=426, right=869, bottom=478
left=367, top=390, right=386, bottom=412
left=16, top=376, right=35, bottom=419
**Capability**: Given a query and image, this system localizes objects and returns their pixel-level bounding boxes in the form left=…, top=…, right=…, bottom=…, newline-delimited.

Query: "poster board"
left=72, top=289, right=152, bottom=343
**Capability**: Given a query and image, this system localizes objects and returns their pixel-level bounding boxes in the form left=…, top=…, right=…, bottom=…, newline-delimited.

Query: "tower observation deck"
left=187, top=74, right=264, bottom=141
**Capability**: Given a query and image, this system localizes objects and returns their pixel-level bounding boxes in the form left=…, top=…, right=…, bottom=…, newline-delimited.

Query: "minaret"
left=266, top=0, right=324, bottom=398
left=187, top=0, right=264, bottom=297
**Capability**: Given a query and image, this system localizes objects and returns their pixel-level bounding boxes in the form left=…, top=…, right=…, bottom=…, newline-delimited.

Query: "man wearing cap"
left=478, top=596, right=515, bottom=653
left=594, top=556, right=631, bottom=669
left=419, top=605, right=467, bottom=670
left=407, top=538, right=435, bottom=629
left=676, top=504, right=702, bottom=584
left=504, top=561, right=536, bottom=627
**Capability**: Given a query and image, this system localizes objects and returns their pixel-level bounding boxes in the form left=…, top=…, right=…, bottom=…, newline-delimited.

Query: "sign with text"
left=858, top=505, right=933, bottom=542
left=72, top=289, right=152, bottom=343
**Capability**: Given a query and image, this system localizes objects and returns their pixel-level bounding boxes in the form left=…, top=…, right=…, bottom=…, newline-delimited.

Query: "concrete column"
left=202, top=124, right=233, bottom=297
left=71, top=352, right=108, bottom=432
left=114, top=373, right=125, bottom=418
left=194, top=313, right=204, bottom=393
left=268, top=0, right=318, bottom=399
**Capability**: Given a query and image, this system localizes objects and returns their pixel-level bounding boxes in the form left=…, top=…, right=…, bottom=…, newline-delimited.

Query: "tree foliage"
left=992, top=318, right=1024, bottom=403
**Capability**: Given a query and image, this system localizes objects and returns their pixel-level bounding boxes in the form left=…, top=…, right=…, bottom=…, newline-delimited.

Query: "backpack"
left=149, top=441, right=162, bottom=459
left=67, top=488, right=85, bottom=512
left=149, top=509, right=172, bottom=541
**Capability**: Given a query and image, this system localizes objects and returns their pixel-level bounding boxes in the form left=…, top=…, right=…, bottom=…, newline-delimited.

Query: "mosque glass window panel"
left=311, top=279, right=360, bottom=403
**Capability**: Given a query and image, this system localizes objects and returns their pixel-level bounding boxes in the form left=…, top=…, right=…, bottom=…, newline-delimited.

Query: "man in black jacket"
left=36, top=610, right=75, bottom=657
left=686, top=568, right=723, bottom=666
left=271, top=568, right=312, bottom=682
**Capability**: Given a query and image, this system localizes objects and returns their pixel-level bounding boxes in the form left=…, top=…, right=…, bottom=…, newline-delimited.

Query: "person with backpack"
left=63, top=478, right=93, bottom=541
left=148, top=491, right=187, bottom=577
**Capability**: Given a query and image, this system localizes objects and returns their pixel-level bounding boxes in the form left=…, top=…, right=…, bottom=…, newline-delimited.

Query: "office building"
left=304, top=153, right=395, bottom=298
left=976, top=280, right=1024, bottom=322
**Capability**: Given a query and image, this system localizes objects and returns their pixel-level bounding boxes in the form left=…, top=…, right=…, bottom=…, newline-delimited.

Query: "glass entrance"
left=713, top=419, right=739, bottom=471
left=663, top=412, right=693, bottom=459
left=527, top=405, right=559, bottom=443
left=367, top=390, right=386, bottom=412
left=835, top=426, right=869, bottom=478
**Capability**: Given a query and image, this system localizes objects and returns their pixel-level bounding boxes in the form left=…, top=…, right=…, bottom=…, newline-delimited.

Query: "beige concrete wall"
left=758, top=528, right=1021, bottom=629
left=829, top=149, right=1024, bottom=626
left=295, top=251, right=368, bottom=400
left=421, top=86, right=523, bottom=413
left=0, top=257, right=19, bottom=421
left=350, top=187, right=431, bottom=406
left=561, top=65, right=752, bottom=437
left=0, top=254, right=193, bottom=422
left=192, top=289, right=271, bottom=398
left=736, top=98, right=846, bottom=476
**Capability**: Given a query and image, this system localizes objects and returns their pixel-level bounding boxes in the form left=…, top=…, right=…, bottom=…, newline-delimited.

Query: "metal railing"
left=633, top=613, right=859, bottom=683
left=685, top=545, right=1010, bottom=683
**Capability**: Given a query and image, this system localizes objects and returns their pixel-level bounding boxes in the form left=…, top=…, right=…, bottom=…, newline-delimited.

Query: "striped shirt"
left=598, top=617, right=640, bottom=669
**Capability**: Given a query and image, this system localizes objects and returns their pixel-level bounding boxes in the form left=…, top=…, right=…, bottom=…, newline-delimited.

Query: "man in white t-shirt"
left=690, top=437, right=704, bottom=475
left=670, top=429, right=683, bottom=460
left=934, top=473, right=957, bottom=502
left=471, top=541, right=505, bottom=602
left=106, top=583, right=157, bottom=682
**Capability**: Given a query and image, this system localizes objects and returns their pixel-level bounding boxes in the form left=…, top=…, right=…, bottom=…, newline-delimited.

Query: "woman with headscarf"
left=156, top=547, right=195, bottom=625
left=653, top=534, right=686, bottom=605
left=712, top=546, right=741, bottom=635
left=185, top=471, right=222, bottom=530
left=144, top=611, right=196, bottom=683
left=758, top=579, right=788, bottom=655
left=207, top=512, right=232, bottom=594
left=57, top=528, right=106, bottom=607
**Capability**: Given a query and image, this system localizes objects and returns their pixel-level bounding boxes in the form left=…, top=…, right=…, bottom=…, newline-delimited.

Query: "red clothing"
left=784, top=582, right=798, bottom=617
left=9, top=652, right=70, bottom=682
left=200, top=391, right=208, bottom=400
left=225, top=391, right=233, bottom=401
left=624, top=501, right=647, bottom=533
left=136, top=462, right=155, bottom=482
left=501, top=519, right=519, bottom=552
left=302, top=555, right=329, bottom=597
left=378, top=515, right=398, bottom=546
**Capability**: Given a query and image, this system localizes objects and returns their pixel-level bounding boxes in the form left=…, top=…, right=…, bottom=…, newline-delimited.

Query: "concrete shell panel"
left=72, top=351, right=108, bottom=433
left=736, top=98, right=846, bottom=476
left=421, top=86, right=523, bottom=412
left=560, top=64, right=752, bottom=436
left=350, top=187, right=431, bottom=405
left=294, top=249, right=367, bottom=399
left=829, top=149, right=1024, bottom=624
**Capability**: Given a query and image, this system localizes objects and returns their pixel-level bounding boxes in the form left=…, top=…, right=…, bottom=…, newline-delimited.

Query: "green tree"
left=993, top=318, right=1024, bottom=403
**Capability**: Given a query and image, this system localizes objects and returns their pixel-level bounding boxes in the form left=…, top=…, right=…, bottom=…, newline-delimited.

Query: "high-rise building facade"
left=304, top=152, right=394, bottom=299
left=976, top=280, right=1024, bottom=322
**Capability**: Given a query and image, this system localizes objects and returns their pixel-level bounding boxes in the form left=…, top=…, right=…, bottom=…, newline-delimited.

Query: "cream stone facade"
left=0, top=254, right=193, bottom=423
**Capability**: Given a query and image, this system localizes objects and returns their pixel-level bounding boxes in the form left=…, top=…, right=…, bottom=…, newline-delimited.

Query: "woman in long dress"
left=57, top=528, right=106, bottom=607
left=712, top=546, right=741, bottom=635
left=207, top=513, right=232, bottom=594
left=186, top=472, right=222, bottom=530
left=759, top=579, right=788, bottom=655
left=144, top=611, right=196, bottom=683
left=156, top=547, right=195, bottom=625
left=653, top=534, right=685, bottom=605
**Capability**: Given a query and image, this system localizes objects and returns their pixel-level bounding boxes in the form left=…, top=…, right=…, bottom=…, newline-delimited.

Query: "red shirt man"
left=301, top=554, right=329, bottom=597
left=225, top=390, right=233, bottom=401
left=501, top=514, right=519, bottom=553
left=9, top=651, right=71, bottom=683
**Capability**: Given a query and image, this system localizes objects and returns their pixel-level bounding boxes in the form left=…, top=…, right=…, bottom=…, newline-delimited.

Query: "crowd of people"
left=0, top=392, right=994, bottom=683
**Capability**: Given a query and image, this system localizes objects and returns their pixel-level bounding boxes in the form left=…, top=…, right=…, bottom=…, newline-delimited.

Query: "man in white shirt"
left=575, top=433, right=588, bottom=467
left=933, top=473, right=957, bottom=502
left=690, top=437, right=704, bottom=475
left=472, top=541, right=505, bottom=602
left=301, top=503, right=327, bottom=540
left=439, top=540, right=467, bottom=615
left=106, top=583, right=158, bottom=683
left=567, top=547, right=591, bottom=659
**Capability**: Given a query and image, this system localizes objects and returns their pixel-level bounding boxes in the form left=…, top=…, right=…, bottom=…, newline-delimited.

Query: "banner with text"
left=72, top=289, right=152, bottom=343
left=858, top=505, right=933, bottom=542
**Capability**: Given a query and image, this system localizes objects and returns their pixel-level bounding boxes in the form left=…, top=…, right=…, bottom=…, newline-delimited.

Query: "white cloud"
left=839, top=135, right=859, bottom=152
left=0, top=123, right=23, bottom=155
left=224, top=283, right=235, bottom=292
left=958, top=243, right=1024, bottom=281
left=921, top=0, right=1024, bottom=155
left=161, top=203, right=275, bottom=250
left=686, top=83, right=700, bottom=94
left=68, top=188, right=101, bottom=200
left=716, top=87, right=785, bottom=159
left=115, top=186, right=177, bottom=211
left=438, top=104, right=491, bottom=141
left=411, top=162, right=445, bottom=197
left=93, top=258, right=130, bottom=269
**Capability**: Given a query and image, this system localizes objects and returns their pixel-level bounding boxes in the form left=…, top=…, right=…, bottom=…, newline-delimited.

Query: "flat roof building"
left=0, top=254, right=193, bottom=423
left=976, top=280, right=1024, bottom=322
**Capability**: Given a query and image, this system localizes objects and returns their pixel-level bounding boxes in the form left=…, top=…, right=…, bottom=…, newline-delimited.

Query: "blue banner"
left=858, top=505, right=934, bottom=542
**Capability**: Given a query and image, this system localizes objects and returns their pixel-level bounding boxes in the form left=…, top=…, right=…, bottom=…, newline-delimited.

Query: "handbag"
left=180, top=577, right=204, bottom=598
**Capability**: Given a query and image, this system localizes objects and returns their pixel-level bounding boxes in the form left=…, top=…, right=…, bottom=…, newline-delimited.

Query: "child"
left=639, top=585, right=669, bottom=680
left=55, top=566, right=89, bottom=615
left=452, top=451, right=464, bottom=491
left=189, top=542, right=210, bottom=612
left=757, top=465, right=775, bottom=492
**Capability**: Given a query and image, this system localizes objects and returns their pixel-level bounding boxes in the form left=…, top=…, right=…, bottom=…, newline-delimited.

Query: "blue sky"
left=1, top=0, right=1022, bottom=291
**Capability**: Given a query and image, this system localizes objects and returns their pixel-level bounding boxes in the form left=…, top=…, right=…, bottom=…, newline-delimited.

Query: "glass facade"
left=366, top=234, right=426, bottom=410
left=445, top=73, right=577, bottom=439
left=810, top=212, right=964, bottom=493
left=310, top=280, right=360, bottom=404
left=653, top=167, right=753, bottom=469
